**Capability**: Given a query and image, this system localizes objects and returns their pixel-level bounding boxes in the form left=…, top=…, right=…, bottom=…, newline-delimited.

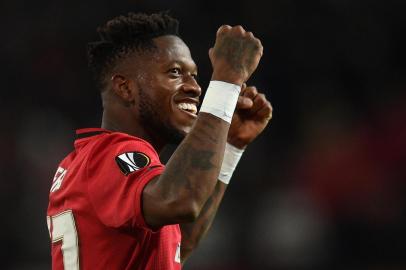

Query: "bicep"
left=141, top=175, right=163, bottom=229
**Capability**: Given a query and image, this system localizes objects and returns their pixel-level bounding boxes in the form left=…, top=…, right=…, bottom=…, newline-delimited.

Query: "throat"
left=101, top=109, right=167, bottom=152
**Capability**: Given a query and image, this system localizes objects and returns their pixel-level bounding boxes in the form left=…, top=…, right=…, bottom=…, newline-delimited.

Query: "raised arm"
left=142, top=25, right=263, bottom=228
left=180, top=85, right=273, bottom=263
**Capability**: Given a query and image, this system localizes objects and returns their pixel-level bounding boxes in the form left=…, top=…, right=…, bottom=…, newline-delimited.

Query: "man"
left=47, top=12, right=272, bottom=269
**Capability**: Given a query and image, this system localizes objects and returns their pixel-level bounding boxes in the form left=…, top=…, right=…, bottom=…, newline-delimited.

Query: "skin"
left=180, top=84, right=272, bottom=263
left=102, top=25, right=272, bottom=264
left=101, top=36, right=201, bottom=150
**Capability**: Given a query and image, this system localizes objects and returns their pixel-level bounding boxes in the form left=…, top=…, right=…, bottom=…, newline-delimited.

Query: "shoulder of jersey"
left=99, top=132, right=155, bottom=176
left=115, top=151, right=151, bottom=175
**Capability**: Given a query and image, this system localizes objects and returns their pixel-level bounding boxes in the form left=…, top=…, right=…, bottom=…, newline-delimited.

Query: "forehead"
left=150, top=35, right=197, bottom=70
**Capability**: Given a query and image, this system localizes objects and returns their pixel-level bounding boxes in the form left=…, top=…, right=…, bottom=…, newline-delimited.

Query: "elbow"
left=181, top=202, right=202, bottom=222
left=173, top=200, right=202, bottom=223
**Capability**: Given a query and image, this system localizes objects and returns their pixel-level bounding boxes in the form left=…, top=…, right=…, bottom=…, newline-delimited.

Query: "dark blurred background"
left=1, top=0, right=406, bottom=269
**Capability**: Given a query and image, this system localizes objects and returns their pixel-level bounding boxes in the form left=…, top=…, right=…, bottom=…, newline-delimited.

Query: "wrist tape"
left=199, top=80, right=241, bottom=123
left=218, top=143, right=244, bottom=184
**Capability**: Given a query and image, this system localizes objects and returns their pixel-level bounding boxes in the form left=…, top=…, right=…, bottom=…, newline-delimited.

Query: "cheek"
left=153, top=87, right=177, bottom=112
left=139, top=75, right=178, bottom=117
left=142, top=82, right=167, bottom=102
left=157, top=88, right=175, bottom=116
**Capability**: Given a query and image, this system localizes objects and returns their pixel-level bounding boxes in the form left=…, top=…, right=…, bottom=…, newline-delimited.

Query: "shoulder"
left=95, top=132, right=158, bottom=156
left=91, top=132, right=160, bottom=162
left=88, top=132, right=163, bottom=175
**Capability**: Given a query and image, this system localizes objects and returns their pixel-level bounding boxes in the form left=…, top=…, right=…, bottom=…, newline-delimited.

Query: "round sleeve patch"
left=115, top=152, right=151, bottom=175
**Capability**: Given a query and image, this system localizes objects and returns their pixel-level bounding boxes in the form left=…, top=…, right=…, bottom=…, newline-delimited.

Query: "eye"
left=169, top=68, right=181, bottom=77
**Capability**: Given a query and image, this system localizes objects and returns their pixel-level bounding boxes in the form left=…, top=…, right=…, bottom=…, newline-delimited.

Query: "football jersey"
left=47, top=128, right=182, bottom=270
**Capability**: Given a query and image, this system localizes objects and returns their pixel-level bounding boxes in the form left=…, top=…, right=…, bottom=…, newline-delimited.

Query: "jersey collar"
left=75, top=128, right=111, bottom=140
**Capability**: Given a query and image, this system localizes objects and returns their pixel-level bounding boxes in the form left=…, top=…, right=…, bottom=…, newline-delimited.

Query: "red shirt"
left=47, top=128, right=181, bottom=270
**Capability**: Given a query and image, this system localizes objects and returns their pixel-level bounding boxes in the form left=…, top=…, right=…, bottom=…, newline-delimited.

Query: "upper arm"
left=87, top=135, right=164, bottom=231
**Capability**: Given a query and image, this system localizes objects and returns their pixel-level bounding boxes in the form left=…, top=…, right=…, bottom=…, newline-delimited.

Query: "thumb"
left=236, top=96, right=253, bottom=109
left=241, top=83, right=247, bottom=92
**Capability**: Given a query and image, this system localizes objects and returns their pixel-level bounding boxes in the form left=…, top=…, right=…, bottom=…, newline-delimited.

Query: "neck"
left=101, top=109, right=166, bottom=152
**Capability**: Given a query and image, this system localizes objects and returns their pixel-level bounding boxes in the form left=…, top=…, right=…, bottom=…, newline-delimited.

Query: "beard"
left=138, top=87, right=185, bottom=145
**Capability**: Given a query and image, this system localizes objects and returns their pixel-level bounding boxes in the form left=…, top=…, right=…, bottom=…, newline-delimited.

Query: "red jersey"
left=46, top=128, right=182, bottom=270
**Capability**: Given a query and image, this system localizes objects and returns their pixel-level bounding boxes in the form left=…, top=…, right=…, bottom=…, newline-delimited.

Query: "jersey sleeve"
left=86, top=133, right=164, bottom=232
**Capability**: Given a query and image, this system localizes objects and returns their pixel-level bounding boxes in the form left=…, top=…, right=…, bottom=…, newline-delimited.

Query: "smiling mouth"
left=177, top=102, right=198, bottom=115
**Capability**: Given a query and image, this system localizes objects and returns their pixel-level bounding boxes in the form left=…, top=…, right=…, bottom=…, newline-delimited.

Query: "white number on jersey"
left=47, top=210, right=80, bottom=270
left=51, top=167, right=67, bottom=192
left=174, top=242, right=181, bottom=263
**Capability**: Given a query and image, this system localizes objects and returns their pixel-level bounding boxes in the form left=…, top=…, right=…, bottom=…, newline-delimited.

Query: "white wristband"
left=218, top=143, right=244, bottom=184
left=199, top=80, right=241, bottom=123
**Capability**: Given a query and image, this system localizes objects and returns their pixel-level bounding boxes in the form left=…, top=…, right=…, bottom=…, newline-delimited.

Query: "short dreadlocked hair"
left=87, top=11, right=179, bottom=91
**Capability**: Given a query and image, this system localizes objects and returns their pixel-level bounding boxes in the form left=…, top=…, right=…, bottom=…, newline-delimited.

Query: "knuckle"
left=250, top=87, right=258, bottom=95
left=233, top=25, right=245, bottom=34
left=217, top=25, right=231, bottom=35
left=257, top=94, right=266, bottom=104
left=251, top=37, right=262, bottom=47
left=254, top=39, right=262, bottom=49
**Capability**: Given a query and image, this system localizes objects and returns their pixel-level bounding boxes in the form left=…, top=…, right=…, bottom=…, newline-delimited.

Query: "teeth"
left=177, top=102, right=197, bottom=114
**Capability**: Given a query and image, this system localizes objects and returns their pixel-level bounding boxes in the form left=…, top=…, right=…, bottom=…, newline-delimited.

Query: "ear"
left=111, top=74, right=136, bottom=103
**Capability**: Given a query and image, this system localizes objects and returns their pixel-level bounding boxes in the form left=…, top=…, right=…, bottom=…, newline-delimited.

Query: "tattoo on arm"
left=214, top=36, right=259, bottom=75
left=181, top=182, right=227, bottom=263
left=188, top=147, right=216, bottom=170
left=159, top=114, right=225, bottom=197
left=189, top=118, right=220, bottom=145
left=215, top=37, right=244, bottom=72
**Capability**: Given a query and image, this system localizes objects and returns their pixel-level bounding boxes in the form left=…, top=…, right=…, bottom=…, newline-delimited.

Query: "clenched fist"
left=209, top=25, right=263, bottom=85
left=228, top=84, right=273, bottom=149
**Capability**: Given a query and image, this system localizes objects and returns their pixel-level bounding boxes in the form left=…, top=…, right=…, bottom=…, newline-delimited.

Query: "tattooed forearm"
left=171, top=143, right=216, bottom=172
left=163, top=143, right=216, bottom=190
left=188, top=113, right=223, bottom=144
left=154, top=113, right=228, bottom=210
left=142, top=114, right=229, bottom=228
left=188, top=147, right=216, bottom=170
left=181, top=182, right=227, bottom=263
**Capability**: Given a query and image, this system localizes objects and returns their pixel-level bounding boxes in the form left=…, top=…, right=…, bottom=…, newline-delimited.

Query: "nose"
left=181, top=75, right=201, bottom=97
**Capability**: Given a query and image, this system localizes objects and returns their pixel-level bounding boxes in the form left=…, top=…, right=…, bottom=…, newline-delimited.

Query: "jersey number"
left=50, top=167, right=67, bottom=193
left=47, top=210, right=80, bottom=270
